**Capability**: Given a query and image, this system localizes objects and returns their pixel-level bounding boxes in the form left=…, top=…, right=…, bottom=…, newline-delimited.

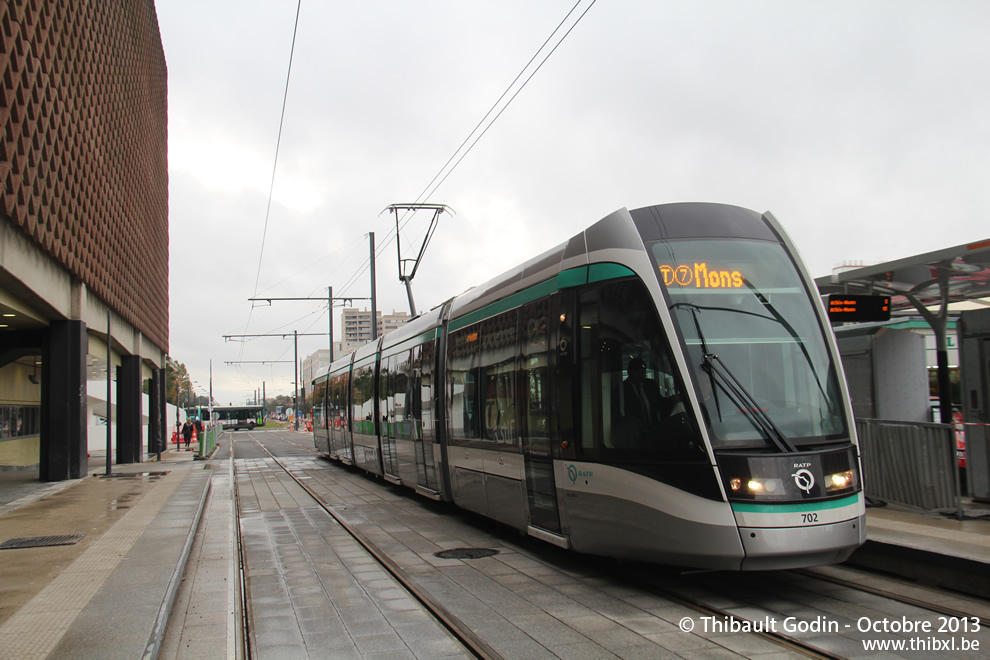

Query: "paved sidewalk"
left=0, top=449, right=212, bottom=659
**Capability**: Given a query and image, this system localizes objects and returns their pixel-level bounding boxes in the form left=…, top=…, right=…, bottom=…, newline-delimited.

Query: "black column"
left=159, top=369, right=167, bottom=450
left=149, top=367, right=164, bottom=455
left=117, top=355, right=142, bottom=463
left=40, top=320, right=87, bottom=481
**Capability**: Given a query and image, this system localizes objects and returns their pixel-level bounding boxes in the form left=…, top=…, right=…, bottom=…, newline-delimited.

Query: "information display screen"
left=826, top=294, right=891, bottom=322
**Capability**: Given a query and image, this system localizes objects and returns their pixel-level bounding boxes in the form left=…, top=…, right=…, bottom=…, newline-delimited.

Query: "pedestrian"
left=193, top=417, right=203, bottom=448
left=181, top=418, right=193, bottom=450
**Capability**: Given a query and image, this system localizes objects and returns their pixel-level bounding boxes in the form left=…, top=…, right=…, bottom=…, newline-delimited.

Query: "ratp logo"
left=566, top=465, right=593, bottom=483
left=791, top=468, right=815, bottom=493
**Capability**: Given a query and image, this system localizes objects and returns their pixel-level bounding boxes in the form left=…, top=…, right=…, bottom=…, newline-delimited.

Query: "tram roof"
left=814, top=237, right=990, bottom=312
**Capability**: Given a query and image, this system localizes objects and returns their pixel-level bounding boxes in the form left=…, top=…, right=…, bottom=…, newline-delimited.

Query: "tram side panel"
left=328, top=364, right=354, bottom=464
left=444, top=305, right=534, bottom=532
left=313, top=375, right=330, bottom=454
left=350, top=352, right=382, bottom=475
left=380, top=339, right=439, bottom=492
left=550, top=274, right=746, bottom=567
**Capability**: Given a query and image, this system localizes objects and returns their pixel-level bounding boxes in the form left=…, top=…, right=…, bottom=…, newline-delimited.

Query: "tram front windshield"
left=650, top=238, right=847, bottom=449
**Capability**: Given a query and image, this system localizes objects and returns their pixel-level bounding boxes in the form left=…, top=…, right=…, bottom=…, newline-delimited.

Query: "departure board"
left=826, top=294, right=891, bottom=322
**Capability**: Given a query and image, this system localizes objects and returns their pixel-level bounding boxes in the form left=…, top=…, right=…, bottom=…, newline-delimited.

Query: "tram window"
left=380, top=356, right=392, bottom=430
left=313, top=379, right=328, bottom=429
left=577, top=279, right=705, bottom=461
left=393, top=351, right=411, bottom=439
left=481, top=311, right=519, bottom=447
left=520, top=299, right=550, bottom=442
left=417, top=342, right=434, bottom=443
left=449, top=325, right=482, bottom=440
left=335, top=372, right=349, bottom=430
left=352, top=361, right=376, bottom=434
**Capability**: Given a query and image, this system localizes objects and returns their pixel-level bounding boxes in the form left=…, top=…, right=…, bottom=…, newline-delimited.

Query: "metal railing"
left=856, top=418, right=962, bottom=516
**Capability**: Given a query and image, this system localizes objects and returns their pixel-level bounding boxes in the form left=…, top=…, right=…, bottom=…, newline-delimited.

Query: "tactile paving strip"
left=0, top=469, right=184, bottom=659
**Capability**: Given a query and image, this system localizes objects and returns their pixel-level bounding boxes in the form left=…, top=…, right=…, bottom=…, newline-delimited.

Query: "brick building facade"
left=0, top=1, right=169, bottom=480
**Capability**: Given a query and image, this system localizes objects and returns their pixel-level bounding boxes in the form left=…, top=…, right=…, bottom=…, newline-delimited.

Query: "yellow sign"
left=659, top=262, right=743, bottom=289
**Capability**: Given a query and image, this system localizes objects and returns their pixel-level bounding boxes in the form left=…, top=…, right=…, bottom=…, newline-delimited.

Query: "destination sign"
left=827, top=294, right=891, bottom=322
left=658, top=262, right=744, bottom=289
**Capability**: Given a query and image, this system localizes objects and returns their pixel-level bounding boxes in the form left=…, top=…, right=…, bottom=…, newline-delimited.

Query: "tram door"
left=522, top=296, right=562, bottom=534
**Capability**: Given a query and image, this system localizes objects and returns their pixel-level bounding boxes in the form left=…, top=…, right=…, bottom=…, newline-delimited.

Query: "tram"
left=313, top=203, right=865, bottom=570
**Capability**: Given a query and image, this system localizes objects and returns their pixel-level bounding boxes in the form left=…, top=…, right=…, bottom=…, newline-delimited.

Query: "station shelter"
left=816, top=238, right=990, bottom=502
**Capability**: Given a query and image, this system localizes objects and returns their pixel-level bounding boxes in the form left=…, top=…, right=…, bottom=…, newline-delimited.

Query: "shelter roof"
left=814, top=238, right=990, bottom=312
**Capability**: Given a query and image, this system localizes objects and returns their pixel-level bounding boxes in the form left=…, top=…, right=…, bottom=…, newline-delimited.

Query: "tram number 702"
left=801, top=513, right=819, bottom=524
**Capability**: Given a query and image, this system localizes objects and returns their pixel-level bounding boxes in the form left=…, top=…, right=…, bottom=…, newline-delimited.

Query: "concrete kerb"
left=143, top=466, right=213, bottom=659
left=195, top=442, right=221, bottom=461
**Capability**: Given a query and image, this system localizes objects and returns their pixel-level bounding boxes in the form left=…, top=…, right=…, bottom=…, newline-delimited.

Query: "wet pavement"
left=0, top=449, right=210, bottom=659
left=1, top=431, right=989, bottom=659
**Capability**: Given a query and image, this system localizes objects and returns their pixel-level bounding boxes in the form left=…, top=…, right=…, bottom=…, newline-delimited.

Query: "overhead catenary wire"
left=237, top=1, right=598, bottom=379
left=409, top=0, right=591, bottom=217
left=240, top=0, right=303, bottom=361
left=340, top=0, right=598, bottom=299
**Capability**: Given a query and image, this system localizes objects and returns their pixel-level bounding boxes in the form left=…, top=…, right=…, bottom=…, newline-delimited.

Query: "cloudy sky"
left=156, top=0, right=990, bottom=407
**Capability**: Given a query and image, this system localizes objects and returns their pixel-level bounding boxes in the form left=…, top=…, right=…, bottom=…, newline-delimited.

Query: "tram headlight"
left=825, top=470, right=854, bottom=492
left=741, top=477, right=783, bottom=494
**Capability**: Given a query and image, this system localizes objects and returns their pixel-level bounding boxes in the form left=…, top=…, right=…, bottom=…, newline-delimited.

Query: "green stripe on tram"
left=589, top=263, right=635, bottom=283
left=382, top=327, right=440, bottom=357
left=557, top=266, right=588, bottom=289
left=449, top=263, right=635, bottom=331
left=730, top=493, right=860, bottom=514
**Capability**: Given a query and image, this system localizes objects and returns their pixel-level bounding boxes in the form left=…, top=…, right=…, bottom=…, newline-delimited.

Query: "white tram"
left=313, top=203, right=865, bottom=570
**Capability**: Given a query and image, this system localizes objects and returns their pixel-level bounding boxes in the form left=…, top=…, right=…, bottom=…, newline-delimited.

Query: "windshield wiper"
left=671, top=302, right=797, bottom=453
left=701, top=352, right=796, bottom=453
left=740, top=280, right=836, bottom=423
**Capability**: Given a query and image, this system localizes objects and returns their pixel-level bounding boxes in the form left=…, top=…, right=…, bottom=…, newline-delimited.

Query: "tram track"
left=239, top=431, right=498, bottom=660
left=795, top=565, right=990, bottom=628
left=609, top=563, right=845, bottom=660
left=230, top=436, right=253, bottom=659
left=238, top=432, right=842, bottom=659
left=230, top=431, right=990, bottom=658
left=609, top=558, right=990, bottom=660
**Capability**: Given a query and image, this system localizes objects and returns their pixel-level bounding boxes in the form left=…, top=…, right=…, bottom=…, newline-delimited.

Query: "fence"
left=198, top=424, right=218, bottom=458
left=856, top=418, right=961, bottom=516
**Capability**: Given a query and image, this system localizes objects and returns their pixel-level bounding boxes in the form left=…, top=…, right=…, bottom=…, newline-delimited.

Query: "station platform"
left=0, top=445, right=216, bottom=659
left=849, top=498, right=990, bottom=599
left=0, top=440, right=987, bottom=658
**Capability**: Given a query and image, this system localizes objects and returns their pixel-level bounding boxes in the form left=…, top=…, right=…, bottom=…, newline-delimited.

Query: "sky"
left=156, top=0, right=990, bottom=407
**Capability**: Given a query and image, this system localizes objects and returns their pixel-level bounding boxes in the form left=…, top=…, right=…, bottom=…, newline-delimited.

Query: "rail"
left=856, top=418, right=962, bottom=516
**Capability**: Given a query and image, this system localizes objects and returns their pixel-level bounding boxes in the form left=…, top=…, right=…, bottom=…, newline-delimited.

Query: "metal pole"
left=175, top=368, right=179, bottom=453
left=370, top=232, right=378, bottom=340
left=106, top=310, right=112, bottom=476
left=209, top=360, right=214, bottom=447
left=294, top=330, right=299, bottom=430
left=329, top=286, right=334, bottom=362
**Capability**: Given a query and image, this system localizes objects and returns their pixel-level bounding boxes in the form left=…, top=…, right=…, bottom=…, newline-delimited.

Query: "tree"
left=165, top=357, right=194, bottom=406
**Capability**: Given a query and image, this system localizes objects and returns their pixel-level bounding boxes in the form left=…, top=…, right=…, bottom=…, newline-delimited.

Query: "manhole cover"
left=434, top=548, right=499, bottom=559
left=94, top=472, right=167, bottom=479
left=0, top=535, right=85, bottom=550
